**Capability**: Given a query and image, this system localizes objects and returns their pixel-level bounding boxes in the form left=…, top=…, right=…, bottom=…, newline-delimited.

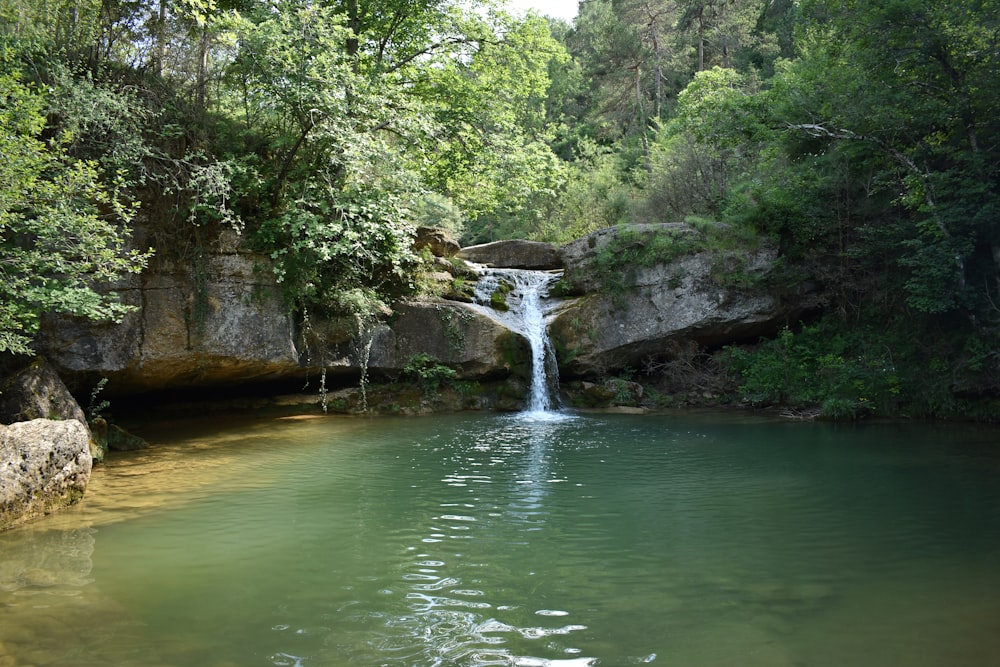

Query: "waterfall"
left=472, top=268, right=563, bottom=415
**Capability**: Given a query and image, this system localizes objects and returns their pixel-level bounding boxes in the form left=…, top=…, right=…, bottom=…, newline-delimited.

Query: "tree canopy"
left=0, top=63, right=150, bottom=354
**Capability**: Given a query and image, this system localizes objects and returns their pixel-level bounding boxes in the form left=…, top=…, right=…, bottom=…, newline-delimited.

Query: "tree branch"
left=382, top=36, right=489, bottom=74
left=786, top=121, right=963, bottom=279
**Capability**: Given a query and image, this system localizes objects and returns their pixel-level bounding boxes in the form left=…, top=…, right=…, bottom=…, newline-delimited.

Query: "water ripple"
left=6, top=412, right=999, bottom=667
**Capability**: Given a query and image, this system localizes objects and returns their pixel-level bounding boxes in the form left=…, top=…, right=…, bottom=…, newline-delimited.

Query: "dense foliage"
left=2, top=0, right=998, bottom=417
left=1, top=0, right=569, bottom=323
left=539, top=0, right=1000, bottom=419
left=0, top=63, right=150, bottom=354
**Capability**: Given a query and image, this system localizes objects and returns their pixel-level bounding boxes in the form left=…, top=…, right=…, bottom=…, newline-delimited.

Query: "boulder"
left=551, top=240, right=808, bottom=377
left=0, top=419, right=92, bottom=531
left=0, top=358, right=88, bottom=426
left=366, top=299, right=529, bottom=380
left=457, top=240, right=562, bottom=270
left=414, top=226, right=462, bottom=258
left=0, top=357, right=103, bottom=460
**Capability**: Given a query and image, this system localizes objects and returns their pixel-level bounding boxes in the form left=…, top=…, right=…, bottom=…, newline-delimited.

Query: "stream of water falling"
left=471, top=268, right=564, bottom=416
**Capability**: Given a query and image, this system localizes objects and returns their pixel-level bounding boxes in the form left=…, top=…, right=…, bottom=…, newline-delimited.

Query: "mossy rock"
left=489, top=280, right=512, bottom=311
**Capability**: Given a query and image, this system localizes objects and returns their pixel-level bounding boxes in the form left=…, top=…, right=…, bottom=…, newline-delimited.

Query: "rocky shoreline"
left=2, top=223, right=811, bottom=530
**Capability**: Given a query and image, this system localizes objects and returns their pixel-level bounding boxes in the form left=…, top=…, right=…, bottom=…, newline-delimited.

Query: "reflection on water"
left=0, top=525, right=94, bottom=593
left=385, top=413, right=596, bottom=667
left=0, top=412, right=999, bottom=666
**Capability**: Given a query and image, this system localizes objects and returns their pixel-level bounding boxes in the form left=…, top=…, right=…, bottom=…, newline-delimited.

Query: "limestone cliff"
left=551, top=224, right=810, bottom=378
left=36, top=252, right=301, bottom=395
left=31, top=224, right=810, bottom=400
left=35, top=232, right=533, bottom=398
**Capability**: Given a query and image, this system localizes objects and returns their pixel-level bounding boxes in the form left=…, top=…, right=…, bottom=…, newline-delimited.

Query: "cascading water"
left=471, top=268, right=563, bottom=415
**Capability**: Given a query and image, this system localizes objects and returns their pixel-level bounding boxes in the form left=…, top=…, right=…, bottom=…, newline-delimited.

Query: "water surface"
left=1, top=411, right=999, bottom=666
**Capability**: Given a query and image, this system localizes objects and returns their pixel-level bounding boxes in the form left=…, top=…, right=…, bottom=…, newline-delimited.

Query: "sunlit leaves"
left=0, top=68, right=150, bottom=354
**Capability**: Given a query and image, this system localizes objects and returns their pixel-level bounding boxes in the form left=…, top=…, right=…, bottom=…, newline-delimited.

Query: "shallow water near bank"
left=2, top=410, right=1000, bottom=666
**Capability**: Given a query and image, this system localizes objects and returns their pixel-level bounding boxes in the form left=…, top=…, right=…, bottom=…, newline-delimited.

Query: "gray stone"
left=414, top=227, right=462, bottom=258
left=366, top=300, right=528, bottom=379
left=551, top=232, right=806, bottom=377
left=0, top=419, right=92, bottom=531
left=29, top=224, right=810, bottom=399
left=0, top=358, right=88, bottom=426
left=457, top=240, right=562, bottom=270
left=38, top=253, right=301, bottom=395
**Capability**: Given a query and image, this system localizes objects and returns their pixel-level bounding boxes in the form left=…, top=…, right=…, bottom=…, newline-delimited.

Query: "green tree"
left=227, top=0, right=569, bottom=306
left=418, top=12, right=570, bottom=232
left=639, top=66, right=770, bottom=220
left=226, top=2, right=417, bottom=314
left=0, top=68, right=150, bottom=355
left=768, top=0, right=1000, bottom=315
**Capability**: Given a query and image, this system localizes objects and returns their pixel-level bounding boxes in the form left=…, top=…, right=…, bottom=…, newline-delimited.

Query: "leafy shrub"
left=726, top=324, right=900, bottom=419
left=587, top=225, right=702, bottom=296
left=0, top=66, right=151, bottom=354
left=403, top=353, right=458, bottom=395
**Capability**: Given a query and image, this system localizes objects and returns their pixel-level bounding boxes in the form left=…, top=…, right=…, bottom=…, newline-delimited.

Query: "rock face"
left=36, top=235, right=535, bottom=396
left=0, top=358, right=88, bottom=426
left=457, top=240, right=562, bottom=270
left=0, top=419, right=92, bottom=531
left=37, top=253, right=301, bottom=395
left=366, top=300, right=528, bottom=379
left=551, top=225, right=809, bottom=377
left=31, top=223, right=809, bottom=398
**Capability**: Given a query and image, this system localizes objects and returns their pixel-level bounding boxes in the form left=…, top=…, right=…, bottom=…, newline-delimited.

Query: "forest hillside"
left=1, top=0, right=998, bottom=419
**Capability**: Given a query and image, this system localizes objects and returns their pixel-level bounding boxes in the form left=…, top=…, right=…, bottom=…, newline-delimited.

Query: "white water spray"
left=472, top=268, right=563, bottom=415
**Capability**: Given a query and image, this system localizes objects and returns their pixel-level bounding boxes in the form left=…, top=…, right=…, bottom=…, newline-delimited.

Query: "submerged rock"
left=0, top=419, right=92, bottom=532
left=90, top=417, right=149, bottom=454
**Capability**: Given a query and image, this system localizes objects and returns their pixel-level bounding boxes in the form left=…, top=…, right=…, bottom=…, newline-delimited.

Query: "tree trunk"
left=697, top=7, right=705, bottom=71
left=634, top=65, right=652, bottom=175
left=346, top=0, right=360, bottom=61
left=196, top=26, right=209, bottom=110
left=154, top=0, right=168, bottom=77
left=649, top=16, right=663, bottom=118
